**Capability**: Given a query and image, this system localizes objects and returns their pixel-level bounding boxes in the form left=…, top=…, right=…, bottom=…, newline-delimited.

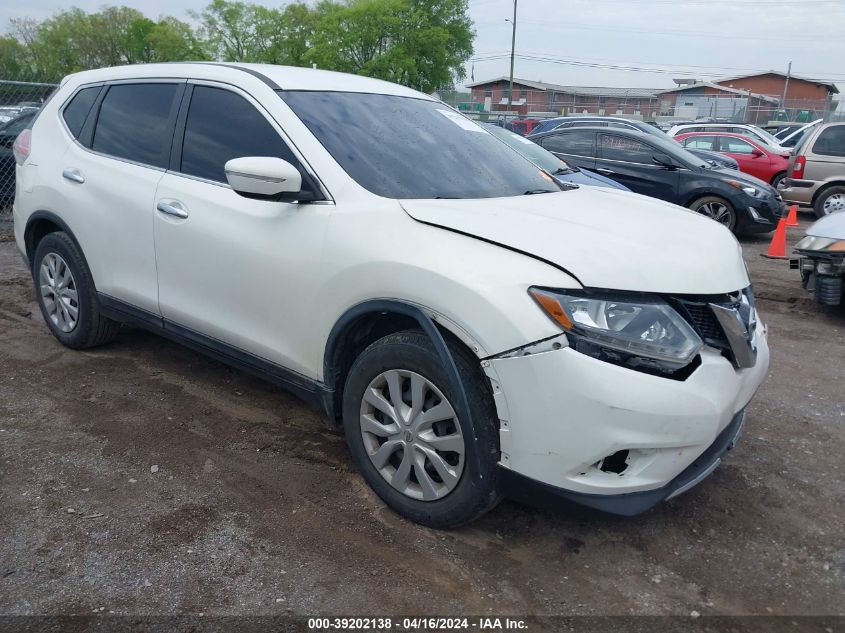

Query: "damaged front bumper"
left=500, top=409, right=746, bottom=516
left=486, top=326, right=769, bottom=515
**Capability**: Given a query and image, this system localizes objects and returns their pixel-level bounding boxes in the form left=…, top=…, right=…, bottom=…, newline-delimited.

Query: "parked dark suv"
left=530, top=126, right=784, bottom=234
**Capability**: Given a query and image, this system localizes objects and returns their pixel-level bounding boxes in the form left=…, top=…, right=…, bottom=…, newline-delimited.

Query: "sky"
left=3, top=0, right=845, bottom=93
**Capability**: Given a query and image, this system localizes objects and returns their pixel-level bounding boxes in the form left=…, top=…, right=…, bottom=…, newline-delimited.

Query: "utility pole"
left=781, top=60, right=792, bottom=115
left=507, top=0, right=518, bottom=112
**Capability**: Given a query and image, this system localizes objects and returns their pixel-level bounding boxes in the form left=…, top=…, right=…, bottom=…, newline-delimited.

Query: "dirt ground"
left=0, top=213, right=843, bottom=622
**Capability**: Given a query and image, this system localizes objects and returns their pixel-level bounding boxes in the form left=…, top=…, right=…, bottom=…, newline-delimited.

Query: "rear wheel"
left=33, top=232, right=119, bottom=349
left=689, top=195, right=737, bottom=232
left=813, top=186, right=845, bottom=219
left=342, top=331, right=501, bottom=528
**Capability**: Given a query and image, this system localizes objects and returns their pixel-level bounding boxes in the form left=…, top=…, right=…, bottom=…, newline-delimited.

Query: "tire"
left=813, top=186, right=845, bottom=219
left=688, top=195, right=737, bottom=232
left=32, top=231, right=119, bottom=349
left=342, top=330, right=501, bottom=528
left=770, top=172, right=786, bottom=190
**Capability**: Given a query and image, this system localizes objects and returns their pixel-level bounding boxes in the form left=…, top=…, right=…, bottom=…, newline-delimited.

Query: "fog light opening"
left=598, top=449, right=630, bottom=475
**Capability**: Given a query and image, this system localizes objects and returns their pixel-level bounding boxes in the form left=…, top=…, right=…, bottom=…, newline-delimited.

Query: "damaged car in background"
left=793, top=211, right=845, bottom=306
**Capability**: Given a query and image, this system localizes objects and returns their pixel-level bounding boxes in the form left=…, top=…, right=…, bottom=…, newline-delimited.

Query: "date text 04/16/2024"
left=308, top=617, right=529, bottom=631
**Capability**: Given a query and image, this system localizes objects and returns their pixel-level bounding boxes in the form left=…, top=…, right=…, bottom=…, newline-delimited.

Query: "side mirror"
left=225, top=156, right=310, bottom=202
left=652, top=154, right=677, bottom=170
left=751, top=148, right=764, bottom=158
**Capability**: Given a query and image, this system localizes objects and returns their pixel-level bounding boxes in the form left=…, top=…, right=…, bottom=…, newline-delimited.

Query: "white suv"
left=668, top=123, right=786, bottom=151
left=12, top=63, right=769, bottom=527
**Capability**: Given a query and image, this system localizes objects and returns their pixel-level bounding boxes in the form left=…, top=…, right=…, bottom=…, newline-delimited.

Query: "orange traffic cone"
left=761, top=217, right=788, bottom=259
left=785, top=204, right=799, bottom=227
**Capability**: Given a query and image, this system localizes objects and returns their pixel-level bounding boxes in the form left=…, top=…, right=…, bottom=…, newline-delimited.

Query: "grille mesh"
left=673, top=300, right=731, bottom=350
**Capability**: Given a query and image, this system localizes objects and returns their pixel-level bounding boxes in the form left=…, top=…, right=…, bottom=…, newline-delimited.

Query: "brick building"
left=464, top=77, right=661, bottom=117
left=465, top=71, right=839, bottom=123
left=715, top=71, right=838, bottom=112
left=656, top=81, right=780, bottom=124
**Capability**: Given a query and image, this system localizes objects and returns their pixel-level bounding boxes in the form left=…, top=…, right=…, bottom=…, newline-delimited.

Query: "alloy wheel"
left=695, top=201, right=733, bottom=226
left=39, top=252, right=79, bottom=333
left=359, top=369, right=465, bottom=501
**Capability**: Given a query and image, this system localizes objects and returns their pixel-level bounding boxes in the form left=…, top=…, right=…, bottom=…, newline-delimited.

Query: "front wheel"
left=342, top=331, right=501, bottom=528
left=689, top=195, right=737, bottom=232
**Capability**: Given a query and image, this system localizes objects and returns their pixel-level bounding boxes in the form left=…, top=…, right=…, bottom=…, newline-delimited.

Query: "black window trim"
left=170, top=78, right=331, bottom=203
left=539, top=129, right=598, bottom=159
left=58, top=81, right=106, bottom=143
left=597, top=132, right=689, bottom=169
left=69, top=78, right=187, bottom=172
left=809, top=124, right=845, bottom=158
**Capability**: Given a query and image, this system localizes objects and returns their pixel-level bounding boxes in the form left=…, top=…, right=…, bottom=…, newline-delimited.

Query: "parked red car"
left=675, top=132, right=791, bottom=189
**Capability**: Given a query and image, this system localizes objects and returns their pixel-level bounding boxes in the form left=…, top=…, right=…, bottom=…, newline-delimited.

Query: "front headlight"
left=724, top=179, right=765, bottom=198
left=529, top=288, right=703, bottom=372
left=794, top=235, right=845, bottom=252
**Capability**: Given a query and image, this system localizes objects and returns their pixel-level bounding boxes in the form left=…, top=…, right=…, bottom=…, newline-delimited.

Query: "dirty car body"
left=13, top=63, right=769, bottom=526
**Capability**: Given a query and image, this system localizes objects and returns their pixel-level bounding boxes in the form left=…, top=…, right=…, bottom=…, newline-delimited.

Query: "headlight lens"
left=724, top=179, right=765, bottom=198
left=529, top=288, right=703, bottom=369
left=794, top=235, right=845, bottom=252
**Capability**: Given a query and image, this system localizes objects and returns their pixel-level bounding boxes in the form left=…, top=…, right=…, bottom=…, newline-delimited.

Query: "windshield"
left=484, top=124, right=571, bottom=173
left=747, top=126, right=781, bottom=146
left=278, top=91, right=559, bottom=199
left=529, top=119, right=564, bottom=136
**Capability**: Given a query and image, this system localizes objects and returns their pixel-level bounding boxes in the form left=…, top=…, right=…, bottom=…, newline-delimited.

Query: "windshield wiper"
left=524, top=189, right=556, bottom=195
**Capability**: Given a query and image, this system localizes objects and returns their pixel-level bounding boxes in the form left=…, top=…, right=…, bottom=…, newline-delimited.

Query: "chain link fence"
left=439, top=88, right=844, bottom=134
left=1, top=80, right=58, bottom=215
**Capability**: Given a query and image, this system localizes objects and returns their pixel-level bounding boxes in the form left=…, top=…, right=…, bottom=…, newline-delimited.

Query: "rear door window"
left=92, top=83, right=179, bottom=168
left=179, top=85, right=300, bottom=183
left=62, top=87, right=100, bottom=138
left=540, top=131, right=595, bottom=157
left=719, top=137, right=756, bottom=155
left=681, top=136, right=716, bottom=151
left=811, top=126, right=845, bottom=157
left=599, top=134, right=655, bottom=164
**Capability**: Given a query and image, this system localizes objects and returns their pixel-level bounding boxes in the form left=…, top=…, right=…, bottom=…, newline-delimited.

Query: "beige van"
left=779, top=122, right=845, bottom=218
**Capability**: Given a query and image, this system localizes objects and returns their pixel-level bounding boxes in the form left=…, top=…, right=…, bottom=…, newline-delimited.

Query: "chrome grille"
left=669, top=288, right=758, bottom=369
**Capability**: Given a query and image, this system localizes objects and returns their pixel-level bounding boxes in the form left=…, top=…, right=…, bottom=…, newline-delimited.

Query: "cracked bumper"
left=488, top=327, right=768, bottom=512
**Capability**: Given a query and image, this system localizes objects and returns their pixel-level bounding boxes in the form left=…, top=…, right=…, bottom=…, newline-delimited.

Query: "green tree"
left=193, top=0, right=315, bottom=65
left=1, top=1, right=474, bottom=90
left=0, top=36, right=29, bottom=80
left=6, top=6, right=206, bottom=82
left=306, top=0, right=474, bottom=92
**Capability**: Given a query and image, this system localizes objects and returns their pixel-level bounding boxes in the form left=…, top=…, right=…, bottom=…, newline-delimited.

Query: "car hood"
left=400, top=188, right=749, bottom=294
left=556, top=168, right=630, bottom=191
left=807, top=211, right=845, bottom=239
left=707, top=167, right=773, bottom=191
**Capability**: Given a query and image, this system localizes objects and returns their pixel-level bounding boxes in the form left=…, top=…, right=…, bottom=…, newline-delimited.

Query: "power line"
left=468, top=53, right=844, bottom=84
left=470, top=50, right=845, bottom=79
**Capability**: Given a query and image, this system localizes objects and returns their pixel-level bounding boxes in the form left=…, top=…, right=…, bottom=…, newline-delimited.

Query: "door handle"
left=62, top=169, right=85, bottom=184
left=595, top=168, right=615, bottom=175
left=156, top=200, right=189, bottom=219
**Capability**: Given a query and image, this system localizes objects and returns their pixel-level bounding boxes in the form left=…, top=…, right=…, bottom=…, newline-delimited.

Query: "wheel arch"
left=322, top=300, right=482, bottom=440
left=683, top=190, right=731, bottom=209
left=770, top=170, right=787, bottom=186
left=23, top=211, right=84, bottom=269
left=811, top=181, right=845, bottom=206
